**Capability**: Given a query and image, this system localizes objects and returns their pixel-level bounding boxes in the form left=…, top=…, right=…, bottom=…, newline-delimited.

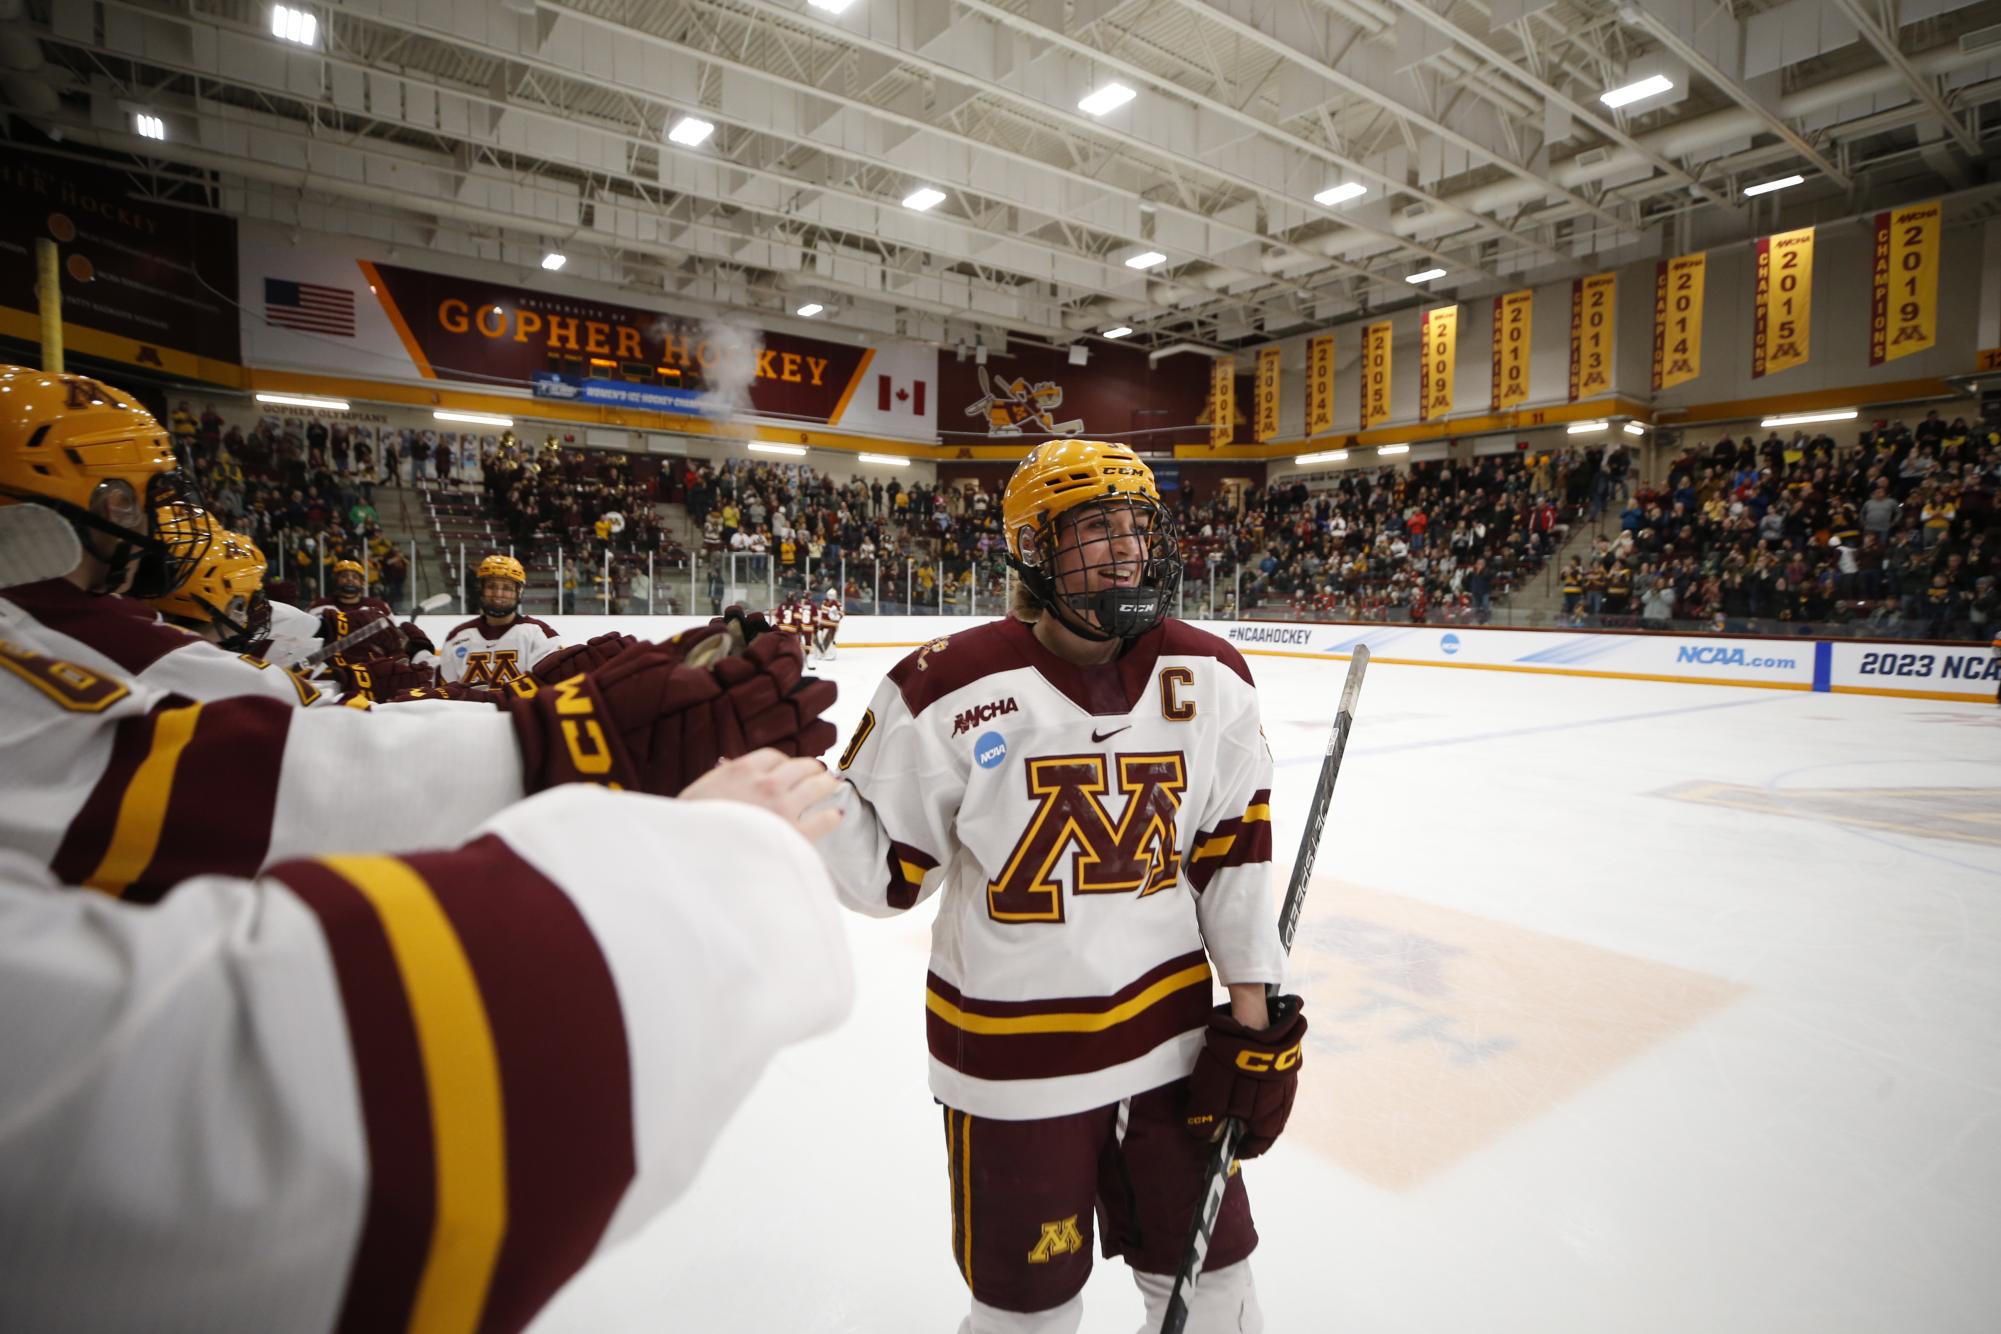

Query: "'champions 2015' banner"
left=1871, top=201, right=1939, bottom=365
left=1753, top=226, right=1814, bottom=378
left=1418, top=304, right=1457, bottom=421
left=1209, top=355, right=1236, bottom=447
left=1490, top=289, right=1531, bottom=410
left=1652, top=252, right=1705, bottom=391
left=1254, top=345, right=1281, bottom=442
left=1305, top=334, right=1334, bottom=437
left=1568, top=271, right=1615, bottom=401
left=1360, top=320, right=1393, bottom=429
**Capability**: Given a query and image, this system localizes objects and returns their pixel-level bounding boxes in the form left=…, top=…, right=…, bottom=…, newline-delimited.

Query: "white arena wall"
left=412, top=614, right=2001, bottom=704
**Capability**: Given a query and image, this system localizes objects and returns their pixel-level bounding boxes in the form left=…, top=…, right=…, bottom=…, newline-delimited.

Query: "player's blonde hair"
left=1009, top=575, right=1043, bottom=622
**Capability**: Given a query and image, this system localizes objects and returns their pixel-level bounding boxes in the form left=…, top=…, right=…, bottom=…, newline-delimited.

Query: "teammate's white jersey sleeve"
left=0, top=787, right=851, bottom=1334
left=1, top=602, right=526, bottom=903
left=2, top=579, right=323, bottom=706
left=436, top=615, right=565, bottom=685
left=261, top=599, right=326, bottom=669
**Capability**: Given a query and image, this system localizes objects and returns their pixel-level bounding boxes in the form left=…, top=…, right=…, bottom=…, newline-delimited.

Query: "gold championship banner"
left=1419, top=304, right=1458, bottom=421
left=1652, top=252, right=1705, bottom=391
left=1305, top=334, right=1334, bottom=437
left=1753, top=226, right=1814, bottom=378
left=1568, top=271, right=1615, bottom=401
left=1209, top=355, right=1236, bottom=447
left=1254, top=346, right=1281, bottom=442
left=1871, top=201, right=1940, bottom=365
left=1361, top=320, right=1393, bottom=428
left=1491, top=289, right=1531, bottom=410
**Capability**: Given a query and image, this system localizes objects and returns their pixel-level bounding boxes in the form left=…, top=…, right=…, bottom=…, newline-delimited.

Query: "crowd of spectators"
left=1562, top=410, right=1999, bottom=639
left=475, top=433, right=680, bottom=566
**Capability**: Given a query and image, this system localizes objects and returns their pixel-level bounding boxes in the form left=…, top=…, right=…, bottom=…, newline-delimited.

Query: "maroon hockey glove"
left=401, top=621, right=435, bottom=657
left=504, top=631, right=838, bottom=796
left=1183, top=994, right=1307, bottom=1160
left=332, top=655, right=440, bottom=702
left=527, top=631, right=641, bottom=686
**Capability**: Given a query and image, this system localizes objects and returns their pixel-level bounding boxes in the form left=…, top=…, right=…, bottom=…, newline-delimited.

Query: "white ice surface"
left=528, top=647, right=2001, bottom=1334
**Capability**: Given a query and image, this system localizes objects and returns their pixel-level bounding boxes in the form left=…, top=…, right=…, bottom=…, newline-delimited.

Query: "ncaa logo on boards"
left=1440, top=633, right=1460, bottom=656
left=975, top=731, right=1008, bottom=769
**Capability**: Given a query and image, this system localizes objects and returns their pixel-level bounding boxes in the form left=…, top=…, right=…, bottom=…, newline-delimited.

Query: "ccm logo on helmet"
left=1234, top=1042, right=1302, bottom=1074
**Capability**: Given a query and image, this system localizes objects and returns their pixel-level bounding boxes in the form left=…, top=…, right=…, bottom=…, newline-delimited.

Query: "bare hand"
left=680, top=748, right=843, bottom=843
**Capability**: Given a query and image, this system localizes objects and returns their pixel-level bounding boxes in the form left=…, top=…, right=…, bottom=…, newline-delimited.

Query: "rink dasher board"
left=409, top=614, right=2000, bottom=704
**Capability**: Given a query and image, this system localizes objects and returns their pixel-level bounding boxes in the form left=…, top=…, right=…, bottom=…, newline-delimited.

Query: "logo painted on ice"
left=975, top=731, right=1008, bottom=769
left=1440, top=633, right=1460, bottom=656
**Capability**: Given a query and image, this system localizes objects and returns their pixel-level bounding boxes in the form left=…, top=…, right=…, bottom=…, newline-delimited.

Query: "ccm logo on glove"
left=1233, top=1042, right=1302, bottom=1074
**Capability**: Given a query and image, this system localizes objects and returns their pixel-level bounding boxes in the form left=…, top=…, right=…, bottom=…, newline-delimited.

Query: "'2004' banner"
left=1568, top=272, right=1615, bottom=401
left=1871, top=200, right=1939, bottom=365
left=1418, top=304, right=1457, bottom=421
left=1652, top=252, right=1705, bottom=391
left=1360, top=320, right=1393, bottom=429
left=1305, top=334, right=1334, bottom=437
left=1752, top=226, right=1814, bottom=378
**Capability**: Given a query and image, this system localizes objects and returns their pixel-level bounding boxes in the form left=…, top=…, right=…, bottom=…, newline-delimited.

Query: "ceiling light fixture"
left=1599, top=74, right=1673, bottom=108
left=857, top=452, right=911, bottom=467
left=1567, top=420, right=1609, bottom=434
left=271, top=4, right=318, bottom=46
left=1296, top=449, right=1348, bottom=464
left=1077, top=83, right=1136, bottom=116
left=667, top=115, right=716, bottom=147
left=1313, top=182, right=1367, bottom=206
left=1623, top=421, right=1646, bottom=436
left=134, top=112, right=165, bottom=141
left=434, top=410, right=514, bottom=427
left=903, top=186, right=946, bottom=212
left=255, top=392, right=349, bottom=410
left=806, top=0, right=855, bottom=13
left=748, top=441, right=809, bottom=456
left=1405, top=268, right=1446, bottom=284
left=795, top=302, right=824, bottom=318
left=1102, top=326, right=1133, bottom=339
left=1760, top=408, right=1859, bottom=428
left=1743, top=173, right=1805, bottom=197
left=540, top=252, right=567, bottom=271
left=1377, top=444, right=1409, bottom=456
left=1125, top=250, right=1167, bottom=270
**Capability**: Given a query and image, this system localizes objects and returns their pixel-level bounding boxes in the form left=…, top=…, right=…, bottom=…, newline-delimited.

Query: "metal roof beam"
left=1828, top=0, right=1981, bottom=158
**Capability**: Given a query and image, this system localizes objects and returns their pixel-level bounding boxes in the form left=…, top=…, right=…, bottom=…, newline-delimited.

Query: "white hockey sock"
left=1130, top=1258, right=1263, bottom=1334
left=956, top=1291, right=1084, bottom=1334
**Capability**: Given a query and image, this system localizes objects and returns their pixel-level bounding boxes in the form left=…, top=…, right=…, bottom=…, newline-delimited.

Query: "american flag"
left=264, top=277, right=355, bottom=336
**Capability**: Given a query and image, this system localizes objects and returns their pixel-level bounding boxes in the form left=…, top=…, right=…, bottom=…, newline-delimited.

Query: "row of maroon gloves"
left=1184, top=993, right=1308, bottom=1159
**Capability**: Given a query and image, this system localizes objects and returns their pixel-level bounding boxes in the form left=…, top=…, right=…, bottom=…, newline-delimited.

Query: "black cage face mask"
left=1014, top=495, right=1181, bottom=642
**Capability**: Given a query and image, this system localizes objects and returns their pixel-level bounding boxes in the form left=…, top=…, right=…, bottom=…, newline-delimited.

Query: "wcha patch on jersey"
left=974, top=730, right=1008, bottom=769
left=953, top=696, right=1019, bottom=735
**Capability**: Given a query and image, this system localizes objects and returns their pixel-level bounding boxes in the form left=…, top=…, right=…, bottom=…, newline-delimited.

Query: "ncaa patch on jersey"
left=975, top=731, right=1008, bottom=769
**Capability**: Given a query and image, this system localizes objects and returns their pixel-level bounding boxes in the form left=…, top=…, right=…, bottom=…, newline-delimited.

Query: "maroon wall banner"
left=936, top=341, right=1211, bottom=448
left=363, top=261, right=874, bottom=425
left=0, top=144, right=240, bottom=381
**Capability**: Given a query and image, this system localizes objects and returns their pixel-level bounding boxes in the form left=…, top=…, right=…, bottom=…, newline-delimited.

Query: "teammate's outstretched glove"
left=504, top=631, right=837, bottom=796
left=528, top=631, right=641, bottom=686
left=331, top=655, right=440, bottom=702
left=1183, top=994, right=1307, bottom=1160
left=401, top=621, right=435, bottom=657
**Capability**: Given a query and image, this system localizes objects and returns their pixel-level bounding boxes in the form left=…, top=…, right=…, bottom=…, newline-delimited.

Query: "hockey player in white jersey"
left=813, top=586, right=843, bottom=661
left=437, top=552, right=565, bottom=686
left=815, top=440, right=1305, bottom=1334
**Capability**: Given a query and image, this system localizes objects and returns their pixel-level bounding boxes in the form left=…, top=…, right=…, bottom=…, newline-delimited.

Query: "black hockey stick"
left=303, top=592, right=452, bottom=665
left=1158, top=643, right=1370, bottom=1334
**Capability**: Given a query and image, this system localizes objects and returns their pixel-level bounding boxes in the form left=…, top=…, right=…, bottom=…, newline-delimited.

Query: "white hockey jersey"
left=819, top=616, right=1281, bottom=1120
left=260, top=599, right=327, bottom=670
left=2, top=578, right=323, bottom=707
left=816, top=599, right=844, bottom=640
left=0, top=786, right=853, bottom=1334
left=0, top=597, right=526, bottom=903
left=437, top=614, right=564, bottom=686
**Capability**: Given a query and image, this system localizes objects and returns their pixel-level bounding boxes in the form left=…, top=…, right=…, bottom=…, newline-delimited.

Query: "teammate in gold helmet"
left=152, top=510, right=271, bottom=652
left=1002, top=438, right=1181, bottom=643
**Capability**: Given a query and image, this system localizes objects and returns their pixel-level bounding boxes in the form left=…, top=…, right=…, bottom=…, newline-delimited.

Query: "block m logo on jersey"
left=461, top=649, right=522, bottom=686
left=987, top=753, right=1186, bottom=923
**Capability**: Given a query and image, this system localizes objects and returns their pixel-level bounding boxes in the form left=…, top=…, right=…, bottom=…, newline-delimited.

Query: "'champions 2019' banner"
left=1568, top=271, right=1614, bottom=401
left=1209, top=355, right=1236, bottom=448
left=1490, top=289, right=1531, bottom=410
left=1752, top=226, right=1814, bottom=378
left=1652, top=252, right=1705, bottom=391
left=1418, top=304, right=1457, bottom=421
left=1360, top=320, right=1392, bottom=429
left=1254, top=345, right=1281, bottom=443
left=1871, top=201, right=1939, bottom=366
left=1305, top=334, right=1334, bottom=438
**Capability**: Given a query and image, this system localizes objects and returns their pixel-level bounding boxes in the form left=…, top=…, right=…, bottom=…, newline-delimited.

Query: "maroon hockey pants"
left=940, top=1077, right=1257, bottom=1315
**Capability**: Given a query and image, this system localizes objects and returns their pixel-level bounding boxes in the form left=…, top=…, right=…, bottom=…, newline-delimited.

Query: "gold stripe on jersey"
left=1192, top=834, right=1237, bottom=862
left=925, top=962, right=1211, bottom=1036
left=324, top=855, right=508, bottom=1334
left=87, top=703, right=201, bottom=895
left=1241, top=803, right=1272, bottom=823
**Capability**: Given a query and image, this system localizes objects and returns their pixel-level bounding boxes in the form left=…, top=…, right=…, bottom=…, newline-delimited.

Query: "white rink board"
left=413, top=613, right=2000, bottom=703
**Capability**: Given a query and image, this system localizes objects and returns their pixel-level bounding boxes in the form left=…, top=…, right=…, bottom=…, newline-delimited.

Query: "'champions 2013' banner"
left=1871, top=201, right=1939, bottom=366
left=1418, top=304, right=1457, bottom=421
left=1652, top=252, right=1705, bottom=391
left=1305, top=334, right=1334, bottom=437
left=1568, top=271, right=1615, bottom=401
left=1752, top=226, right=1814, bottom=378
left=1490, top=289, right=1531, bottom=410
left=1209, top=355, right=1236, bottom=447
left=1254, top=345, right=1281, bottom=442
left=1360, top=320, right=1393, bottom=429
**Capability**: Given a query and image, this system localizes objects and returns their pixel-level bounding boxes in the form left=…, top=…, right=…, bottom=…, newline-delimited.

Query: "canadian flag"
left=877, top=374, right=927, bottom=414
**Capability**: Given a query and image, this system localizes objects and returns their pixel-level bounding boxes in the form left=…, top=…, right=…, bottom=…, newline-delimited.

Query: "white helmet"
left=824, top=588, right=839, bottom=600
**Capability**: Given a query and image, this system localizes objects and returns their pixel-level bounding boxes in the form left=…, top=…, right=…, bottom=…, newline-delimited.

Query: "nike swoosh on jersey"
left=1090, top=725, right=1131, bottom=743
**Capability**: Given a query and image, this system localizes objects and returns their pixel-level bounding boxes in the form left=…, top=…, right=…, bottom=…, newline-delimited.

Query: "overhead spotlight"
left=975, top=345, right=988, bottom=366
left=1743, top=174, right=1805, bottom=197
left=1102, top=325, right=1133, bottom=339
left=1377, top=444, right=1409, bottom=456
left=1760, top=408, right=1859, bottom=428
left=1599, top=74, right=1673, bottom=108
left=540, top=252, right=567, bottom=271
left=955, top=342, right=970, bottom=363
left=806, top=0, right=855, bottom=12
left=256, top=392, right=349, bottom=410
left=903, top=186, right=947, bottom=211
left=1125, top=250, right=1167, bottom=270
left=1405, top=268, right=1446, bottom=284
left=1068, top=344, right=1089, bottom=367
left=748, top=441, right=808, bottom=456
left=857, top=452, right=912, bottom=467
left=1567, top=420, right=1609, bottom=434
left=270, top=4, right=318, bottom=46
left=134, top=112, right=165, bottom=141
left=1313, top=182, right=1367, bottom=206
left=795, top=302, right=824, bottom=318
left=1296, top=449, right=1348, bottom=464
left=434, top=410, right=514, bottom=427
left=1077, top=82, right=1136, bottom=116
left=1623, top=421, right=1646, bottom=436
left=667, top=115, right=716, bottom=147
